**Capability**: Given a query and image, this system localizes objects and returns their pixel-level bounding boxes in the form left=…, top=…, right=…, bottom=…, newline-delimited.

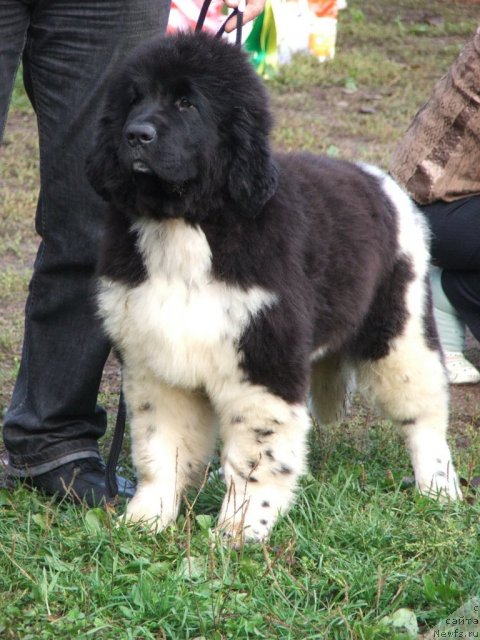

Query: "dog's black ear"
left=227, top=107, right=279, bottom=217
left=85, top=116, right=120, bottom=202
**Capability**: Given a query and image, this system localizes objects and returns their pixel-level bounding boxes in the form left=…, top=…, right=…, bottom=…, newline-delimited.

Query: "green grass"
left=10, top=71, right=30, bottom=112
left=1, top=1, right=480, bottom=638
left=1, top=424, right=479, bottom=639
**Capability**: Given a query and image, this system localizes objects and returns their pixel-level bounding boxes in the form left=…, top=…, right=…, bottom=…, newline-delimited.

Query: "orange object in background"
left=307, top=0, right=338, bottom=60
left=308, top=0, right=338, bottom=17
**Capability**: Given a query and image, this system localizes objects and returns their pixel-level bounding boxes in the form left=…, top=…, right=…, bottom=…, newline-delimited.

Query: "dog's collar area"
left=169, top=183, right=187, bottom=197
left=133, top=171, right=188, bottom=198
left=196, top=0, right=245, bottom=46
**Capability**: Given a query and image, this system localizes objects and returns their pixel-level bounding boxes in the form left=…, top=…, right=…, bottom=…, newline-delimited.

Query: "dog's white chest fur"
left=97, top=218, right=275, bottom=389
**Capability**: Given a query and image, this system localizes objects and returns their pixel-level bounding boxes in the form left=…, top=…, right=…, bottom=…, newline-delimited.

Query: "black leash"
left=105, top=0, right=245, bottom=500
left=196, top=0, right=245, bottom=45
left=105, top=388, right=127, bottom=500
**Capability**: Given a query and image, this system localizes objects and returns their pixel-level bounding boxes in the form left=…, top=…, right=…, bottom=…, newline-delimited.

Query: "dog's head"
left=86, top=31, right=278, bottom=221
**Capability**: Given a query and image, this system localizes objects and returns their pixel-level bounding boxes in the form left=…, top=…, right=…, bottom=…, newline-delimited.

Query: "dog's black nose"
left=125, top=123, right=157, bottom=147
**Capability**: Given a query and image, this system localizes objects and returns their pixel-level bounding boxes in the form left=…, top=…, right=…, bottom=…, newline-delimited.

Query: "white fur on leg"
left=405, top=424, right=461, bottom=499
left=351, top=178, right=462, bottom=500
left=123, top=373, right=217, bottom=532
left=213, top=386, right=310, bottom=542
left=356, top=324, right=461, bottom=501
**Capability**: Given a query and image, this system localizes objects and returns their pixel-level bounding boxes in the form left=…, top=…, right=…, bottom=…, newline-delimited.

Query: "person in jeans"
left=0, top=0, right=265, bottom=506
left=390, top=27, right=480, bottom=385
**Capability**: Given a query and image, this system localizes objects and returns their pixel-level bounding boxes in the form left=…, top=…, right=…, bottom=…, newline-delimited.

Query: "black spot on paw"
left=253, top=428, right=275, bottom=438
left=260, top=519, right=268, bottom=525
left=273, top=464, right=293, bottom=476
left=232, top=415, right=245, bottom=424
left=261, top=501, right=270, bottom=508
left=264, top=449, right=275, bottom=460
left=401, top=418, right=416, bottom=426
left=139, top=402, right=152, bottom=412
left=146, top=424, right=156, bottom=437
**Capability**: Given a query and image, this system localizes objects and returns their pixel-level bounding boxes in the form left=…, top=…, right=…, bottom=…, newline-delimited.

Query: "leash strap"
left=105, top=388, right=127, bottom=500
left=196, top=0, right=245, bottom=46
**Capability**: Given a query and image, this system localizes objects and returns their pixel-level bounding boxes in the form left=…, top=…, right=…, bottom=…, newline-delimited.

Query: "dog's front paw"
left=416, top=461, right=462, bottom=501
left=217, top=512, right=272, bottom=545
left=124, top=486, right=179, bottom=533
left=217, top=491, right=280, bottom=545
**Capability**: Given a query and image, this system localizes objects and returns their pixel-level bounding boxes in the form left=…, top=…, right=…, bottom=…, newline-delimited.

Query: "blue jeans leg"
left=0, top=0, right=30, bottom=140
left=1, top=0, right=169, bottom=476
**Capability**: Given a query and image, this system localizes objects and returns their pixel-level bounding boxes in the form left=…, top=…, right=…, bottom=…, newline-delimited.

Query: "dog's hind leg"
left=356, top=326, right=461, bottom=501
left=213, top=385, right=310, bottom=542
left=354, top=165, right=461, bottom=499
left=309, top=352, right=355, bottom=425
left=122, top=373, right=217, bottom=532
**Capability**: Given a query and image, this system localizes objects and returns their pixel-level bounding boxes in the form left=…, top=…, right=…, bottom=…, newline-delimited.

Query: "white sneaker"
left=444, top=351, right=480, bottom=385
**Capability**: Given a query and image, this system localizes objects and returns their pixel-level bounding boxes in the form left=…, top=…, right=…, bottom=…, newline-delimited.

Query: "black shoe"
left=25, top=457, right=135, bottom=507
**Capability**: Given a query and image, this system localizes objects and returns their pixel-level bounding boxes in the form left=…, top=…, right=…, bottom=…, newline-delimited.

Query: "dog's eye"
left=176, top=97, right=194, bottom=111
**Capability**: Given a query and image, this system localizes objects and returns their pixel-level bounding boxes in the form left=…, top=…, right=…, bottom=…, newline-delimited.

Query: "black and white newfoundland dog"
left=87, top=31, right=460, bottom=541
